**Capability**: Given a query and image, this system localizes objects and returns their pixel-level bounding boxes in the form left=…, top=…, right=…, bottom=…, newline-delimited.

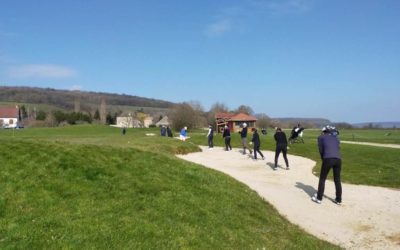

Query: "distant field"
left=0, top=125, right=337, bottom=249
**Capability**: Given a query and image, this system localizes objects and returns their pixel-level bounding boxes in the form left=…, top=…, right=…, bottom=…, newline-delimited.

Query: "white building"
left=0, top=106, right=19, bottom=128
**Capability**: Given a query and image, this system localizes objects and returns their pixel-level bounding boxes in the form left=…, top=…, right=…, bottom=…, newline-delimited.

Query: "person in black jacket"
left=222, top=125, right=232, bottom=151
left=273, top=127, right=289, bottom=170
left=166, top=126, right=173, bottom=137
left=251, top=128, right=264, bottom=160
left=240, top=123, right=252, bottom=155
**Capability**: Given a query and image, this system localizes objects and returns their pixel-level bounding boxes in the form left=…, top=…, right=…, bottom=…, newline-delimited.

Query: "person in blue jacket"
left=180, top=126, right=187, bottom=141
left=312, top=126, right=342, bottom=205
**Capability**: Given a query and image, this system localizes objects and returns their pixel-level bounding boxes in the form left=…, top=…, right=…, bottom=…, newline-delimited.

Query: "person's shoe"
left=273, top=166, right=278, bottom=171
left=312, top=194, right=321, bottom=204
left=262, top=157, right=265, bottom=160
left=286, top=167, right=290, bottom=170
left=334, top=199, right=342, bottom=205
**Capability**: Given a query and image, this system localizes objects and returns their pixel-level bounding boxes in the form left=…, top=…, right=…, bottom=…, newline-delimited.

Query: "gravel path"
left=178, top=146, right=400, bottom=249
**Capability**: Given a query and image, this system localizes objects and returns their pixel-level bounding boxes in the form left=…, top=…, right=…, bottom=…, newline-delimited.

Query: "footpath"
left=178, top=146, right=400, bottom=249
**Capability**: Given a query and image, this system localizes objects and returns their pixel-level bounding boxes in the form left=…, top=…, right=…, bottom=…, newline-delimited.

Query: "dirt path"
left=178, top=146, right=400, bottom=249
left=341, top=141, right=400, bottom=149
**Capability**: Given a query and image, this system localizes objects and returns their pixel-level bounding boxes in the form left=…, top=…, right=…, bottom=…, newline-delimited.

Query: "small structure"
left=155, top=116, right=170, bottom=127
left=115, top=114, right=153, bottom=128
left=215, top=112, right=257, bottom=133
left=0, top=106, right=20, bottom=128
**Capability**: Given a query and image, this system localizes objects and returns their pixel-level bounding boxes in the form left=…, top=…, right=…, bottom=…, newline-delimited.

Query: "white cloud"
left=205, top=19, right=232, bottom=37
left=8, top=64, right=77, bottom=78
left=70, top=85, right=83, bottom=91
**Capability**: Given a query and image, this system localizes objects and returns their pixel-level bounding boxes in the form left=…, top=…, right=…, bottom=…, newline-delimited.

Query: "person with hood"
left=180, top=126, right=187, bottom=141
left=240, top=123, right=252, bottom=155
left=312, top=126, right=342, bottom=205
left=251, top=128, right=264, bottom=160
left=222, top=125, right=232, bottom=151
left=207, top=125, right=214, bottom=149
left=273, top=127, right=289, bottom=170
left=160, top=125, right=166, bottom=136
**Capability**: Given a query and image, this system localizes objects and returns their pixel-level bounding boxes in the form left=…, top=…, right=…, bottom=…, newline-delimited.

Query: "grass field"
left=0, top=125, right=338, bottom=249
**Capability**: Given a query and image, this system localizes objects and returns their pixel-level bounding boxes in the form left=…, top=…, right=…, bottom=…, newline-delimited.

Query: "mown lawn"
left=0, top=126, right=338, bottom=249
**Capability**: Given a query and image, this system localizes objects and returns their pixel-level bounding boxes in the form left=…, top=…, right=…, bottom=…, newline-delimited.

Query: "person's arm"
left=207, top=128, right=211, bottom=137
left=318, top=136, right=324, bottom=159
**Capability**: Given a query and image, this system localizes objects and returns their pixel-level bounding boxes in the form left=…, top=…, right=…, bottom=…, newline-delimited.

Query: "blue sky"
left=1, top=0, right=399, bottom=123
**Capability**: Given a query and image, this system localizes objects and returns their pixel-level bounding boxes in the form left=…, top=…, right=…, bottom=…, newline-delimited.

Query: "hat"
left=243, top=123, right=247, bottom=127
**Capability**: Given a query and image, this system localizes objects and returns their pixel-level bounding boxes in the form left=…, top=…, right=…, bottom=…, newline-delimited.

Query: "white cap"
left=243, top=123, right=247, bottom=127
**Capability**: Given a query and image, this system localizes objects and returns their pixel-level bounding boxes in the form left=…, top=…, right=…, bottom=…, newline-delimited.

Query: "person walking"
left=312, top=126, right=342, bottom=205
left=222, top=125, right=232, bottom=151
left=207, top=125, right=214, bottom=149
left=251, top=128, right=264, bottom=160
left=273, top=127, right=289, bottom=170
left=240, top=123, right=252, bottom=155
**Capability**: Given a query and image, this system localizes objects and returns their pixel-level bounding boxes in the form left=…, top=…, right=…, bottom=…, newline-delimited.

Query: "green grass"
left=0, top=126, right=338, bottom=249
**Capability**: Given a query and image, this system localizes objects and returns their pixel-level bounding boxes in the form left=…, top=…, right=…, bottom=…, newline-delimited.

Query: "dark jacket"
left=223, top=128, right=231, bottom=137
left=240, top=127, right=248, bottom=138
left=318, top=133, right=341, bottom=159
left=274, top=131, right=288, bottom=146
left=251, top=130, right=260, bottom=147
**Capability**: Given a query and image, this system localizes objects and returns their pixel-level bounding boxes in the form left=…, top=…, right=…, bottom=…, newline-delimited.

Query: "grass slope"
left=0, top=128, right=337, bottom=249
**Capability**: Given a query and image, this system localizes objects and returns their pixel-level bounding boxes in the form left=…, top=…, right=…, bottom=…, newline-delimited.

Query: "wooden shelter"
left=215, top=113, right=257, bottom=133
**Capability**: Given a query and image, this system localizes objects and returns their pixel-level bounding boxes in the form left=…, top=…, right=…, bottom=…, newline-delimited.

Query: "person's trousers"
left=241, top=138, right=252, bottom=154
left=208, top=136, right=213, bottom=148
left=275, top=145, right=289, bottom=167
left=224, top=136, right=232, bottom=150
left=253, top=145, right=264, bottom=159
left=317, top=158, right=342, bottom=202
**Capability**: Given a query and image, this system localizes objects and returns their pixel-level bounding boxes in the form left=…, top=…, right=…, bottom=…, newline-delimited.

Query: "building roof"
left=0, top=107, right=19, bottom=118
left=156, top=116, right=169, bottom=126
left=215, top=112, right=257, bottom=121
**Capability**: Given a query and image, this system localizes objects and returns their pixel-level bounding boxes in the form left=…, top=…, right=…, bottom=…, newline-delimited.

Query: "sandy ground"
left=177, top=146, right=400, bottom=249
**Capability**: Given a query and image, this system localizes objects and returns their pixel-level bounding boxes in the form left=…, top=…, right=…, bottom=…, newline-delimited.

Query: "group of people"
left=160, top=125, right=173, bottom=137
left=211, top=123, right=342, bottom=205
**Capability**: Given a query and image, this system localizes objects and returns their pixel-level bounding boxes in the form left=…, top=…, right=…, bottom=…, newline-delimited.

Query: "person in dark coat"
left=312, top=126, right=342, bottom=205
left=240, top=123, right=252, bottom=155
left=166, top=126, right=173, bottom=137
left=222, top=125, right=232, bottom=151
left=273, top=127, right=289, bottom=170
left=160, top=125, right=166, bottom=136
left=207, top=125, right=214, bottom=148
left=251, top=128, right=264, bottom=160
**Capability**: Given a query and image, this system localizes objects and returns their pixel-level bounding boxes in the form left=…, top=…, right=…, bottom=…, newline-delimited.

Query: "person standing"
left=251, top=128, right=264, bottom=160
left=312, top=126, right=342, bottom=205
left=180, top=126, right=187, bottom=141
left=273, top=127, right=289, bottom=170
left=160, top=125, right=166, bottom=136
left=167, top=126, right=173, bottom=137
left=240, top=123, right=252, bottom=155
left=222, top=125, right=232, bottom=151
left=207, top=125, right=214, bottom=149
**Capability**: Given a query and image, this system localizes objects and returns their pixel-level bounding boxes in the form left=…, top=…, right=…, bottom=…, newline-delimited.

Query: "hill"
left=352, top=122, right=400, bottom=128
left=0, top=86, right=174, bottom=115
left=272, top=117, right=332, bottom=128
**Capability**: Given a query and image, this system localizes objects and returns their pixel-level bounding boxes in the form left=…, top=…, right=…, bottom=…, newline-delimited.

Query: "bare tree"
left=170, top=103, right=198, bottom=130
left=255, top=113, right=271, bottom=128
left=235, top=105, right=254, bottom=115
left=207, top=102, right=230, bottom=126
left=100, top=98, right=107, bottom=124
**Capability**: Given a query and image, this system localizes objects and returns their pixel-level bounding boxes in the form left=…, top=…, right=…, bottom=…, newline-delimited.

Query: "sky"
left=0, top=0, right=399, bottom=123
